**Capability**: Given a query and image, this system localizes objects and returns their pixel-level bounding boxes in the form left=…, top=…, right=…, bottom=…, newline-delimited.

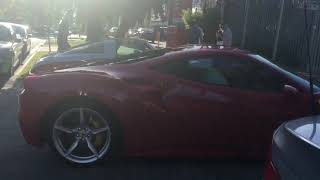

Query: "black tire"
left=46, top=100, right=121, bottom=165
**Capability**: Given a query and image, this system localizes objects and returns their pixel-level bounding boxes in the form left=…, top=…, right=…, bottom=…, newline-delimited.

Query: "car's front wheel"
left=48, top=105, right=113, bottom=165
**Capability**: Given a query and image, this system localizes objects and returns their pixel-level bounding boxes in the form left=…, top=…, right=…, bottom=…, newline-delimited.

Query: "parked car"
left=138, top=27, right=154, bottom=41
left=108, top=27, right=119, bottom=37
left=19, top=46, right=317, bottom=165
left=128, top=28, right=138, bottom=37
left=264, top=115, right=320, bottom=180
left=0, top=22, right=24, bottom=76
left=11, top=23, right=32, bottom=60
left=31, top=38, right=155, bottom=74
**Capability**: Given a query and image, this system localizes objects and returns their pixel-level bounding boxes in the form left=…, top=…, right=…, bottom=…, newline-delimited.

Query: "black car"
left=138, top=27, right=154, bottom=41
left=264, top=115, right=320, bottom=180
left=0, top=22, right=24, bottom=76
left=11, top=24, right=31, bottom=60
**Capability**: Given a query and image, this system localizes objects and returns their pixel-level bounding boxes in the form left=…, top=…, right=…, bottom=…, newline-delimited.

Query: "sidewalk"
left=2, top=39, right=46, bottom=90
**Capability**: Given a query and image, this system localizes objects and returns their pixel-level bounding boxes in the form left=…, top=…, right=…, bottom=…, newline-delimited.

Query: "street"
left=0, top=39, right=263, bottom=180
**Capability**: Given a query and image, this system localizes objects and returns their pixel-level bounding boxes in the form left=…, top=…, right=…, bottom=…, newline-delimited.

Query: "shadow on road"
left=0, top=76, right=9, bottom=89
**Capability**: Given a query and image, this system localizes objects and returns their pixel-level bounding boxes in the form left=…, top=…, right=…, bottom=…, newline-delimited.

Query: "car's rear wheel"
left=48, top=104, right=113, bottom=165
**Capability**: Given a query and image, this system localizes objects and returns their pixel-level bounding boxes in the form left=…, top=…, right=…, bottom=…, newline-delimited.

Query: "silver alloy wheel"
left=52, top=108, right=111, bottom=164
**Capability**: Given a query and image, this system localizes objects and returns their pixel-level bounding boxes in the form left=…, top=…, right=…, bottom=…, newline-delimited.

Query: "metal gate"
left=224, top=0, right=320, bottom=73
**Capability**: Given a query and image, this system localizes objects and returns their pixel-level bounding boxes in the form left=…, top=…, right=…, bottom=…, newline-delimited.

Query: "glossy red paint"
left=19, top=47, right=315, bottom=158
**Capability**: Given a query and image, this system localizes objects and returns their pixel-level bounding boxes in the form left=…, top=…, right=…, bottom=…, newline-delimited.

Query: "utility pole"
left=47, top=0, right=52, bottom=53
left=220, top=0, right=225, bottom=24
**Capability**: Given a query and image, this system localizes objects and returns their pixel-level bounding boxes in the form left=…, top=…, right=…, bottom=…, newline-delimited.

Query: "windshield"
left=115, top=48, right=173, bottom=64
left=12, top=26, right=26, bottom=37
left=252, top=54, right=320, bottom=90
left=0, top=25, right=11, bottom=42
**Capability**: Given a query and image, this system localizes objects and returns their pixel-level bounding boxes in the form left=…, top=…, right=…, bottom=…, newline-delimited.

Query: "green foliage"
left=17, top=51, right=49, bottom=79
left=182, top=9, right=204, bottom=28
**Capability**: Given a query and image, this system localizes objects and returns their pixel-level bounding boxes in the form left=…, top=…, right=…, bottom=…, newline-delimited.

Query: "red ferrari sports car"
left=19, top=46, right=318, bottom=164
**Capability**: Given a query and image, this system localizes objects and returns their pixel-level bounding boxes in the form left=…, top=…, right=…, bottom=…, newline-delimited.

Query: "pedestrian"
left=57, top=10, right=73, bottom=52
left=190, top=23, right=203, bottom=44
left=198, top=25, right=204, bottom=44
left=223, top=24, right=232, bottom=47
left=216, top=24, right=224, bottom=46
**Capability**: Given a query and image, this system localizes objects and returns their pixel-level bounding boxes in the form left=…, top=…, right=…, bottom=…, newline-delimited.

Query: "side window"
left=154, top=56, right=284, bottom=92
left=245, top=61, right=284, bottom=92
left=69, top=42, right=104, bottom=54
left=154, top=58, right=229, bottom=86
left=117, top=46, right=139, bottom=56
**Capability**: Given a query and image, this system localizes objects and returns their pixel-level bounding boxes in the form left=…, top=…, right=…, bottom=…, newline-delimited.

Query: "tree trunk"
left=86, top=1, right=105, bottom=42
left=86, top=17, right=104, bottom=42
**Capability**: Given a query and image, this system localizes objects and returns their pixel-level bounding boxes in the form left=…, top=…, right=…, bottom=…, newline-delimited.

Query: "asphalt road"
left=0, top=38, right=264, bottom=180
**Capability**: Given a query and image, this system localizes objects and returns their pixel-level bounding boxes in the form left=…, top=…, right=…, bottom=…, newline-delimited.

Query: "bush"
left=182, top=8, right=221, bottom=43
left=182, top=9, right=204, bottom=29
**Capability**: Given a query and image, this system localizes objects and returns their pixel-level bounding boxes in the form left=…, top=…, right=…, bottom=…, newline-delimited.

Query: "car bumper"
left=18, top=88, right=46, bottom=147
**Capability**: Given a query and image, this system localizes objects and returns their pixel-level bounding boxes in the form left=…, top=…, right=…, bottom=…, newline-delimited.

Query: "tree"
left=1, top=0, right=167, bottom=41
left=81, top=0, right=168, bottom=42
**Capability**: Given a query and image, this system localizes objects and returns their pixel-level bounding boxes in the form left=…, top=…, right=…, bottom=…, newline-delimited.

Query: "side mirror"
left=15, top=34, right=22, bottom=43
left=27, top=34, right=32, bottom=38
left=283, top=85, right=299, bottom=97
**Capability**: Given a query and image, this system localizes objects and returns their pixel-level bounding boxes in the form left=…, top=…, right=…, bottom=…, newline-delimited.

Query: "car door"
left=147, top=55, right=250, bottom=150
left=224, top=56, right=302, bottom=151
left=148, top=54, right=300, bottom=153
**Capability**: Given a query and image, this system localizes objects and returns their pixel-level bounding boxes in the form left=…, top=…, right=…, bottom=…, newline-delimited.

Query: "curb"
left=1, top=41, right=45, bottom=91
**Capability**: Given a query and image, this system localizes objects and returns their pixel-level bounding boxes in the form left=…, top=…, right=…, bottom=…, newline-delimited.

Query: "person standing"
left=216, top=24, right=224, bottom=46
left=57, top=10, right=73, bottom=52
left=198, top=25, right=204, bottom=44
left=190, top=23, right=203, bottom=44
left=223, top=24, right=233, bottom=47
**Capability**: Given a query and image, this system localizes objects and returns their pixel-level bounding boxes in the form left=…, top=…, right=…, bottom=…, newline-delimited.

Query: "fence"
left=224, top=0, right=320, bottom=73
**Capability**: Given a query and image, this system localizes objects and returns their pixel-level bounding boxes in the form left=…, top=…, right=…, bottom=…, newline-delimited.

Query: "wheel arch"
left=39, top=95, right=124, bottom=154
